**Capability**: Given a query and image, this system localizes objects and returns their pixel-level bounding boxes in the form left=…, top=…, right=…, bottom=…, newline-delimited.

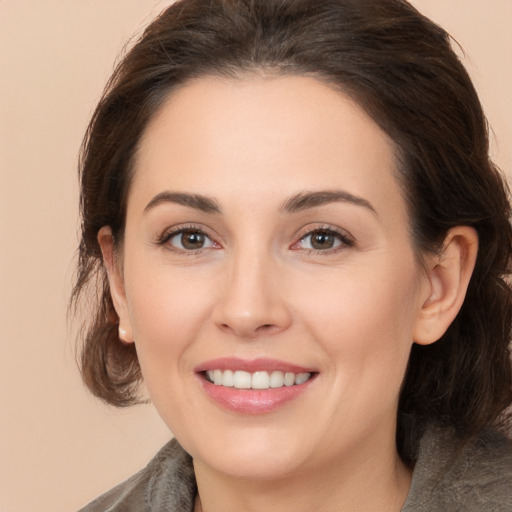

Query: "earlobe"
left=413, top=226, right=478, bottom=346
left=97, top=226, right=134, bottom=343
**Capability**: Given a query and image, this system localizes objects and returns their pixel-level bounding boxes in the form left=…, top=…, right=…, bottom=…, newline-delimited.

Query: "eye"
left=294, top=228, right=353, bottom=252
left=163, top=228, right=218, bottom=251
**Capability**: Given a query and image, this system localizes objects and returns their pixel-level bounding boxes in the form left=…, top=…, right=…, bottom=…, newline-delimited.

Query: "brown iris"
left=180, top=230, right=206, bottom=250
left=309, top=230, right=337, bottom=250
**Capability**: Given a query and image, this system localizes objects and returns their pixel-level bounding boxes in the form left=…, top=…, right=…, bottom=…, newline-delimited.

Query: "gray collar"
left=142, top=426, right=512, bottom=511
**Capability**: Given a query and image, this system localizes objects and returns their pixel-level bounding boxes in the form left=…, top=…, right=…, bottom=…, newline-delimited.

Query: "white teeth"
left=251, top=371, right=270, bottom=389
left=284, top=372, right=295, bottom=387
left=233, top=370, right=252, bottom=389
left=295, top=372, right=310, bottom=385
left=213, top=369, right=223, bottom=385
left=205, top=369, right=312, bottom=389
left=269, top=371, right=284, bottom=388
left=222, top=369, right=234, bottom=387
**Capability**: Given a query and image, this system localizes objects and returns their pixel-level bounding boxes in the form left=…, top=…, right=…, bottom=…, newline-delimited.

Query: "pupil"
left=182, top=231, right=204, bottom=249
left=312, top=231, right=334, bottom=250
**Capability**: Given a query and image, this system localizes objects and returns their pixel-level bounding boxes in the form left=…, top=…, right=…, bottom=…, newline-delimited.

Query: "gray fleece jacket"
left=79, top=426, right=512, bottom=511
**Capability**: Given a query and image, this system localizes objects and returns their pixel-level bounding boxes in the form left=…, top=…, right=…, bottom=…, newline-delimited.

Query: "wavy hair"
left=71, top=0, right=512, bottom=463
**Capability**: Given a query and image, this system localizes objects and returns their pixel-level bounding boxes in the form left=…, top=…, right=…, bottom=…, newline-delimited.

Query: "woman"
left=73, top=0, right=512, bottom=510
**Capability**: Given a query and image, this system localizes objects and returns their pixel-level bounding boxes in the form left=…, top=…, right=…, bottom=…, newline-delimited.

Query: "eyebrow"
left=280, top=190, right=377, bottom=215
left=144, top=192, right=222, bottom=214
left=143, top=189, right=376, bottom=216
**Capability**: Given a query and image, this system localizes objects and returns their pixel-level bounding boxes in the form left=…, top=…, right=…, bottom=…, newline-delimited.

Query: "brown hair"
left=72, top=0, right=512, bottom=463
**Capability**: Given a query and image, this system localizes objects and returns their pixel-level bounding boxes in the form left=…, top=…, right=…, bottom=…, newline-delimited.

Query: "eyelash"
left=293, top=226, right=355, bottom=254
left=156, top=224, right=354, bottom=255
left=156, top=224, right=220, bottom=255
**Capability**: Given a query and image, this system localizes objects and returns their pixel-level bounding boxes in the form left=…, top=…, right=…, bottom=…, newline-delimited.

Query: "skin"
left=100, top=74, right=478, bottom=512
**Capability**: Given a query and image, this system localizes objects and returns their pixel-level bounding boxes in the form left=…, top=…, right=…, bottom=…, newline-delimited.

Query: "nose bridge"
left=213, top=242, right=291, bottom=338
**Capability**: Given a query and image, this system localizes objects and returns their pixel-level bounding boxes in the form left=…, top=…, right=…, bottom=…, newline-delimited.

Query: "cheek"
left=299, top=261, right=421, bottom=388
left=123, top=263, right=218, bottom=389
left=125, top=253, right=216, bottom=334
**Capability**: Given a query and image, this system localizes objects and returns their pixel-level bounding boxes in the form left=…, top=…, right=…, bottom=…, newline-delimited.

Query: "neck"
left=193, top=440, right=411, bottom=512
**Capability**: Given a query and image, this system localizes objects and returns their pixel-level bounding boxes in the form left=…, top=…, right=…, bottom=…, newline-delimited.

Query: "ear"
left=413, top=226, right=478, bottom=345
left=97, top=226, right=134, bottom=344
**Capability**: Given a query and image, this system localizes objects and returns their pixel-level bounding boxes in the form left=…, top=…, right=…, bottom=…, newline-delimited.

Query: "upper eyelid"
left=161, top=223, right=212, bottom=236
left=157, top=226, right=222, bottom=255
left=156, top=223, right=354, bottom=248
left=295, top=224, right=354, bottom=241
left=158, top=224, right=218, bottom=243
left=291, top=225, right=355, bottom=251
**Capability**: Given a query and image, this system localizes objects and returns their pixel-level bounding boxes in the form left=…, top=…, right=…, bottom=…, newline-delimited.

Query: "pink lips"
left=195, top=357, right=314, bottom=374
left=194, top=357, right=317, bottom=414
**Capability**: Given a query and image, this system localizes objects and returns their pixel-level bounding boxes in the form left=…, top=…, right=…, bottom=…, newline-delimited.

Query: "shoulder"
left=77, top=438, right=196, bottom=512
left=403, top=425, right=512, bottom=511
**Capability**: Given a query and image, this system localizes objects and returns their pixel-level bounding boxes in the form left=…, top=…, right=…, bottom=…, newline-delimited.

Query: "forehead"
left=131, top=74, right=407, bottom=224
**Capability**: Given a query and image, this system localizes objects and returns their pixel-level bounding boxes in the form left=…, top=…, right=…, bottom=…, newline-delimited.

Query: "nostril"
left=256, top=324, right=277, bottom=332
left=217, top=322, right=278, bottom=337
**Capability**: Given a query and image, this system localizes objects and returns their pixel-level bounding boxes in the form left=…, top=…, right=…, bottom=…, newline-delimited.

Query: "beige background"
left=0, top=1, right=511, bottom=511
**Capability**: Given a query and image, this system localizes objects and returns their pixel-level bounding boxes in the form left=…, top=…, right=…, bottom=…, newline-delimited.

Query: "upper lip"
left=194, top=357, right=316, bottom=374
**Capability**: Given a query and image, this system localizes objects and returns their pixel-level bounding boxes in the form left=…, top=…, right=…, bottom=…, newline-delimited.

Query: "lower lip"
left=197, top=375, right=316, bottom=414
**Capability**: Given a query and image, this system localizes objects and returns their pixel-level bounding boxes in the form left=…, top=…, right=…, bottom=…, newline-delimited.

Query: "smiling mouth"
left=203, top=369, right=314, bottom=389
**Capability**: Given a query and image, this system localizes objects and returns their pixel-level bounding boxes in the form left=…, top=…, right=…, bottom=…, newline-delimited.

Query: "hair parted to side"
left=71, top=0, right=512, bottom=463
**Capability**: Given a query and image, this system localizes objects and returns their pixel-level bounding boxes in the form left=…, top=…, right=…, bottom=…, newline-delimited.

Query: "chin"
left=201, top=452, right=307, bottom=481
left=187, top=426, right=314, bottom=480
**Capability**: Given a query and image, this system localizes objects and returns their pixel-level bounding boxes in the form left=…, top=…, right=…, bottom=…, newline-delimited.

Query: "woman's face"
left=110, top=75, right=432, bottom=479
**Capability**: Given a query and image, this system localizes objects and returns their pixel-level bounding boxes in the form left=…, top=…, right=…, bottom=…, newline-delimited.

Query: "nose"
left=212, top=250, right=292, bottom=339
